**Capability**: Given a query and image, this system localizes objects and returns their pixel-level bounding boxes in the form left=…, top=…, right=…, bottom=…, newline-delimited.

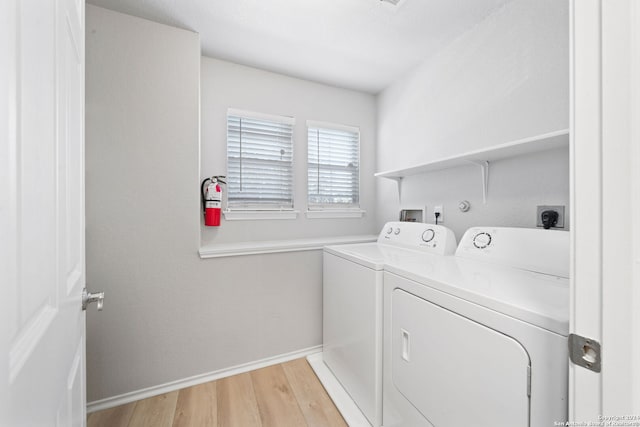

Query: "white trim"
left=227, top=107, right=295, bottom=125
left=306, top=120, right=360, bottom=134
left=631, top=0, right=640, bottom=412
left=599, top=0, right=636, bottom=414
left=199, top=234, right=377, bottom=258
left=306, top=353, right=371, bottom=427
left=222, top=209, right=299, bottom=221
left=305, top=209, right=366, bottom=219
left=570, top=0, right=603, bottom=419
left=87, top=345, right=322, bottom=414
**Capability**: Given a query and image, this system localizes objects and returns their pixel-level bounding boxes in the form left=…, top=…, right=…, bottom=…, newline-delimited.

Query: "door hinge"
left=568, top=333, right=601, bottom=373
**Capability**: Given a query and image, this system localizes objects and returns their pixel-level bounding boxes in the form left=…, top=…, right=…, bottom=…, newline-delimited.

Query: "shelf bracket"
left=392, top=177, right=403, bottom=205
left=466, top=160, right=490, bottom=204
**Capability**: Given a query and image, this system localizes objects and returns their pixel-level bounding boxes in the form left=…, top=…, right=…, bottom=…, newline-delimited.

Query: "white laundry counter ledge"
left=199, top=235, right=377, bottom=258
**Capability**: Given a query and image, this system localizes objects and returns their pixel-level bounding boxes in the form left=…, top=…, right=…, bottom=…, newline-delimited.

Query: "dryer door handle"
left=401, top=329, right=410, bottom=362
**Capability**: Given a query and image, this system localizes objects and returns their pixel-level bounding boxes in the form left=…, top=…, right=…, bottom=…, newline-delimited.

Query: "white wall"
left=396, top=148, right=569, bottom=238
left=86, top=6, right=371, bottom=403
left=200, top=57, right=377, bottom=246
left=376, top=0, right=570, bottom=238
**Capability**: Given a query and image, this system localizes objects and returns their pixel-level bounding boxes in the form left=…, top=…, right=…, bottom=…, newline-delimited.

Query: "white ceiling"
left=86, top=0, right=513, bottom=94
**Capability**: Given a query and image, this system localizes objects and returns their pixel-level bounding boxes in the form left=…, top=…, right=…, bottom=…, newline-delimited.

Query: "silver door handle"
left=82, top=288, right=105, bottom=311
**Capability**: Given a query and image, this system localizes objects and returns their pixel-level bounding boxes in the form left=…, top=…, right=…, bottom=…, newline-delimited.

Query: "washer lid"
left=324, top=242, right=429, bottom=270
left=384, top=256, right=569, bottom=335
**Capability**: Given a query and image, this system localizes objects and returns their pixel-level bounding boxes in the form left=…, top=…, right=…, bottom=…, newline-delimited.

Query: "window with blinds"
left=307, top=121, right=360, bottom=209
left=227, top=109, right=295, bottom=210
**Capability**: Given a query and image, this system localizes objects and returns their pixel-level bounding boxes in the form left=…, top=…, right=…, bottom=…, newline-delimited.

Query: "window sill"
left=199, top=234, right=378, bottom=258
left=223, top=210, right=299, bottom=221
left=305, top=209, right=366, bottom=219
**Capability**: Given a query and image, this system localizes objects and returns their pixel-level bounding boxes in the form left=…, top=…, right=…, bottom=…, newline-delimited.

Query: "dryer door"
left=392, top=289, right=531, bottom=427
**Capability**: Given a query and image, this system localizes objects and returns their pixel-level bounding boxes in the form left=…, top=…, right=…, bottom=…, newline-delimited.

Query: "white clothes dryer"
left=382, top=227, right=569, bottom=427
left=319, top=221, right=457, bottom=426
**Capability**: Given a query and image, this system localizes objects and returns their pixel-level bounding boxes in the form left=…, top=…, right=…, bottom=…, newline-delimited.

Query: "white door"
left=571, top=0, right=640, bottom=420
left=1, top=0, right=90, bottom=425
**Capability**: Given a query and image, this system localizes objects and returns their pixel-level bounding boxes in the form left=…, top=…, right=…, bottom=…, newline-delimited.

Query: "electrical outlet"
left=536, top=205, right=565, bottom=228
left=433, top=205, right=444, bottom=223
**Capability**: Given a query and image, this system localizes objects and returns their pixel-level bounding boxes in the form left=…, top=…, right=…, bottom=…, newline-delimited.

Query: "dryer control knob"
left=394, top=228, right=401, bottom=235
left=387, top=227, right=393, bottom=234
left=421, top=229, right=435, bottom=242
left=473, top=232, right=492, bottom=249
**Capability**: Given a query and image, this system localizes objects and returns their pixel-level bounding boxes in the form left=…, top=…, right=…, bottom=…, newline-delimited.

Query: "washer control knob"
left=473, top=232, right=492, bottom=249
left=394, top=228, right=401, bottom=235
left=421, top=229, right=436, bottom=243
left=387, top=227, right=393, bottom=234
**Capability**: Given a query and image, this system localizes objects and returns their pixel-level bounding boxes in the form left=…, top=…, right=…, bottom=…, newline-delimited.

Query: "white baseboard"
left=306, top=352, right=371, bottom=427
left=87, top=345, right=322, bottom=413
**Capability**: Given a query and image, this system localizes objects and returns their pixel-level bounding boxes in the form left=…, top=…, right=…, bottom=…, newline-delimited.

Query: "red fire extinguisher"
left=201, top=176, right=226, bottom=226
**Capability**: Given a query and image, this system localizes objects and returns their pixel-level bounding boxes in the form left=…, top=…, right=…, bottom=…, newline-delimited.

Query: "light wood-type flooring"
left=87, top=358, right=347, bottom=427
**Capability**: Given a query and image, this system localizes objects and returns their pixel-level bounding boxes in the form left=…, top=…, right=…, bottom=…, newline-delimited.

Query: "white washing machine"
left=320, top=221, right=457, bottom=426
left=382, top=227, right=570, bottom=427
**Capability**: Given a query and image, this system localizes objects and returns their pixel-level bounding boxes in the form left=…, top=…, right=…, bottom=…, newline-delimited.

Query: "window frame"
left=224, top=108, right=298, bottom=220
left=306, top=120, right=365, bottom=218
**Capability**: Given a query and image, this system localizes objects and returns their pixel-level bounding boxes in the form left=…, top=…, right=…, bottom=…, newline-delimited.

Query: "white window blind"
left=307, top=121, right=360, bottom=209
left=227, top=109, right=295, bottom=210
